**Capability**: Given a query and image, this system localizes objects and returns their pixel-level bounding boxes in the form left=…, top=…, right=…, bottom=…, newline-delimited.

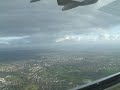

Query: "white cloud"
left=0, top=36, right=30, bottom=45
left=0, top=36, right=29, bottom=40
left=56, top=28, right=120, bottom=43
left=56, top=35, right=81, bottom=42
left=99, top=32, right=110, bottom=40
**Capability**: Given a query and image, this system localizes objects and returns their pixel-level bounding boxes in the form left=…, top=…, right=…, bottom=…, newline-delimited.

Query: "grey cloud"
left=0, top=0, right=120, bottom=48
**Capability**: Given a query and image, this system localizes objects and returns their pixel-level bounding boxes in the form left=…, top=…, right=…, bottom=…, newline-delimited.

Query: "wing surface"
left=30, top=0, right=40, bottom=3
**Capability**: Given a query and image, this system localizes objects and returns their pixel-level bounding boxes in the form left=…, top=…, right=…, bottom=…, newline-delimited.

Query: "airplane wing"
left=30, top=0, right=40, bottom=3
left=99, top=0, right=120, bottom=16
left=57, top=0, right=84, bottom=11
left=30, top=0, right=118, bottom=11
left=30, top=0, right=98, bottom=11
left=57, top=0, right=99, bottom=11
left=71, top=72, right=120, bottom=90
left=60, top=1, right=81, bottom=11
left=57, top=0, right=84, bottom=5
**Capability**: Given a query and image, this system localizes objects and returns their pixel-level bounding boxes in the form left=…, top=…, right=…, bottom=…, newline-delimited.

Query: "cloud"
left=0, top=0, right=120, bottom=48
left=56, top=28, right=120, bottom=43
left=0, top=36, right=30, bottom=45
left=0, top=41, right=9, bottom=45
left=56, top=35, right=81, bottom=42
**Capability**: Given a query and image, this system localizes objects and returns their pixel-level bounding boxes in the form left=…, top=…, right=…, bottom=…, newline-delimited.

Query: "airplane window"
left=0, top=0, right=120, bottom=90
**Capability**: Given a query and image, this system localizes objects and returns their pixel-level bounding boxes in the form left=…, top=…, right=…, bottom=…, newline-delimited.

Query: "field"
left=0, top=50, right=120, bottom=90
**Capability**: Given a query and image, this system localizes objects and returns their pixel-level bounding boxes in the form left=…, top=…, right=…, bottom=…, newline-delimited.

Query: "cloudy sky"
left=0, top=0, right=120, bottom=49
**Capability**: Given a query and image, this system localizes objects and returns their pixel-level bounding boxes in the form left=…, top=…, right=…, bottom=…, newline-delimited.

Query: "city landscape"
left=0, top=49, right=120, bottom=90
